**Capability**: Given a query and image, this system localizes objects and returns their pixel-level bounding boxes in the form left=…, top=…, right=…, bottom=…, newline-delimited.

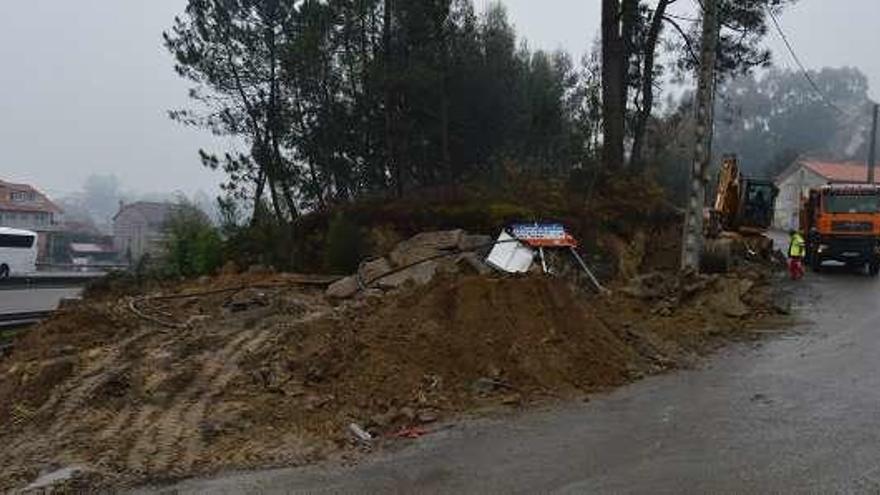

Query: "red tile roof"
left=802, top=161, right=879, bottom=184
left=0, top=179, right=62, bottom=214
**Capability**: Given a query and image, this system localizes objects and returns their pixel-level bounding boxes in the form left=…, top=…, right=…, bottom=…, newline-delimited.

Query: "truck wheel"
left=870, top=262, right=880, bottom=277
left=0, top=264, right=8, bottom=279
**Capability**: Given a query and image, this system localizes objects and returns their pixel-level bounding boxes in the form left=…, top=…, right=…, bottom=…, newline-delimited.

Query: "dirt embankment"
left=0, top=248, right=785, bottom=492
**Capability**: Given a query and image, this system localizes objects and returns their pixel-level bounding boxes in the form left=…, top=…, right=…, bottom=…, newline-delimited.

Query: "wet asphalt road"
left=0, top=287, right=82, bottom=316
left=153, top=267, right=880, bottom=494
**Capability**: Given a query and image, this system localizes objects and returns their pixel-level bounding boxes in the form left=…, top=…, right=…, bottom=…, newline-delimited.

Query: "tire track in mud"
left=0, top=301, right=325, bottom=487
left=124, top=326, right=275, bottom=476
left=0, top=330, right=156, bottom=483
left=43, top=331, right=154, bottom=431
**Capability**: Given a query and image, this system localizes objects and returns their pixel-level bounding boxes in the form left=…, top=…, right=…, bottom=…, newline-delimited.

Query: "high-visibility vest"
left=789, top=233, right=806, bottom=258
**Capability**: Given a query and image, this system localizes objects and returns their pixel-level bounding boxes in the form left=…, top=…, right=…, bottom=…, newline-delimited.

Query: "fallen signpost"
left=487, top=223, right=609, bottom=294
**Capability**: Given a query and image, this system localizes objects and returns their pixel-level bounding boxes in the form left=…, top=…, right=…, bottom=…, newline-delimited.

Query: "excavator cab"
left=739, top=179, right=777, bottom=232
left=707, top=155, right=778, bottom=236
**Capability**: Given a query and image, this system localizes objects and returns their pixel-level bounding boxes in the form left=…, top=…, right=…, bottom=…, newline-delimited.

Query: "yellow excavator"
left=701, top=155, right=778, bottom=272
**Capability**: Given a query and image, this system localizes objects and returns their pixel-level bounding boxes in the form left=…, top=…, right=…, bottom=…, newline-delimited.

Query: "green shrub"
left=163, top=203, right=223, bottom=277
left=323, top=212, right=364, bottom=274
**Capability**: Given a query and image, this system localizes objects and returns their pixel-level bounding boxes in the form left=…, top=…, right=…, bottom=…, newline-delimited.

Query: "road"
left=146, top=266, right=879, bottom=494
left=0, top=276, right=88, bottom=322
left=0, top=287, right=82, bottom=315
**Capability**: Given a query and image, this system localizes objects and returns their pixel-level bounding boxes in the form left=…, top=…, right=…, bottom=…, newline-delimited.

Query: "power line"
left=766, top=8, right=853, bottom=117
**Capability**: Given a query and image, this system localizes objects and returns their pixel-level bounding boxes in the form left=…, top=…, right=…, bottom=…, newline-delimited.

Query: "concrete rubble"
left=327, top=229, right=494, bottom=299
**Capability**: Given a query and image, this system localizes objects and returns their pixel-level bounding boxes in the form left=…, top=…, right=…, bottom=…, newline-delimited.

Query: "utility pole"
left=681, top=0, right=720, bottom=271
left=868, top=103, right=878, bottom=184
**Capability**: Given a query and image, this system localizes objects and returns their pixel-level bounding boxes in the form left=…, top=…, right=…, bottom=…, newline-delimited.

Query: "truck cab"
left=802, top=184, right=880, bottom=275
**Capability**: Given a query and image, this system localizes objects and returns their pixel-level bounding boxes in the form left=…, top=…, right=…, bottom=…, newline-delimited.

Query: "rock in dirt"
left=369, top=408, right=399, bottom=428
left=706, top=278, right=754, bottom=318
left=416, top=410, right=439, bottom=424
left=620, top=272, right=674, bottom=300
left=390, top=230, right=464, bottom=267
left=225, top=288, right=270, bottom=312
left=359, top=257, right=393, bottom=285
left=458, top=234, right=493, bottom=252
left=472, top=377, right=499, bottom=395
left=773, top=300, right=792, bottom=315
left=377, top=261, right=439, bottom=289
left=25, top=466, right=88, bottom=491
left=471, top=377, right=511, bottom=395
left=326, top=276, right=360, bottom=299
left=456, top=252, right=493, bottom=276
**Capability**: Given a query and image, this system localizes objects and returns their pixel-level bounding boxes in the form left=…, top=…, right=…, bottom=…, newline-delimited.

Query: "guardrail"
left=0, top=310, right=54, bottom=327
left=0, top=273, right=105, bottom=290
left=36, top=263, right=130, bottom=272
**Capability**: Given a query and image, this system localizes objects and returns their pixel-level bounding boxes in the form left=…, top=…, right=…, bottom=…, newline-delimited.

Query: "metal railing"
left=0, top=310, right=54, bottom=326
left=0, top=274, right=104, bottom=290
left=35, top=262, right=130, bottom=272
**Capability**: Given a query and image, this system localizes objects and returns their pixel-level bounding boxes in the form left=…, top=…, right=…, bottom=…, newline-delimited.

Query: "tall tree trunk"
left=267, top=175, right=284, bottom=221
left=601, top=0, right=627, bottom=170
left=251, top=169, right=267, bottom=227
left=441, top=88, right=451, bottom=183
left=383, top=0, right=402, bottom=197
left=630, top=0, right=671, bottom=170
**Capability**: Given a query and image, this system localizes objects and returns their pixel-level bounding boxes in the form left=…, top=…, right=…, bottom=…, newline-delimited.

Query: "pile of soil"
left=0, top=260, right=784, bottom=490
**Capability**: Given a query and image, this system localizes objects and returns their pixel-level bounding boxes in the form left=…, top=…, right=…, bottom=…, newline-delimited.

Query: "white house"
left=113, top=201, right=176, bottom=263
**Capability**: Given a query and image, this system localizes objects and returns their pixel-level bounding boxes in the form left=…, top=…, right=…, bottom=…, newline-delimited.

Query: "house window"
left=9, top=191, right=35, bottom=202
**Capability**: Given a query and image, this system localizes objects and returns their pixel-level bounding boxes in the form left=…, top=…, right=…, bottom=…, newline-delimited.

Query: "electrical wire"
left=766, top=8, right=854, bottom=117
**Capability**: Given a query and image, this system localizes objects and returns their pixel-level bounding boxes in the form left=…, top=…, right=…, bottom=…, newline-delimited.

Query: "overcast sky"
left=2, top=1, right=878, bottom=199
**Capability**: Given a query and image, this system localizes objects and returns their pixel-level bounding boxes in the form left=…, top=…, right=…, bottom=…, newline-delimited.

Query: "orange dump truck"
left=802, top=183, right=880, bottom=276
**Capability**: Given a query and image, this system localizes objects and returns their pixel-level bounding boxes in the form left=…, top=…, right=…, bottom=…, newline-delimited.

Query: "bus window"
left=0, top=234, right=36, bottom=248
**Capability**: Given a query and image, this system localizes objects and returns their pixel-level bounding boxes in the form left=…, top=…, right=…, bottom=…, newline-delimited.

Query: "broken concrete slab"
left=390, top=230, right=464, bottom=266
left=326, top=276, right=360, bottom=299
left=407, top=230, right=465, bottom=250
left=458, top=234, right=493, bottom=252
left=377, top=261, right=439, bottom=289
left=359, top=257, right=393, bottom=285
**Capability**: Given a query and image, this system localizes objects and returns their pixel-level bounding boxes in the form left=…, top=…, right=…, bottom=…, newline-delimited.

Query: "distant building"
left=113, top=201, right=176, bottom=263
left=69, top=242, right=119, bottom=270
left=0, top=179, right=63, bottom=259
left=774, top=160, right=877, bottom=230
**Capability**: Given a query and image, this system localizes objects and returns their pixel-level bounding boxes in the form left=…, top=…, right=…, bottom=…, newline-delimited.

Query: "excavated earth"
left=0, top=255, right=786, bottom=491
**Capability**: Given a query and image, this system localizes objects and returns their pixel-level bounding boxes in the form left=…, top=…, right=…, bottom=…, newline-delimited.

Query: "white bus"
left=0, top=227, right=38, bottom=279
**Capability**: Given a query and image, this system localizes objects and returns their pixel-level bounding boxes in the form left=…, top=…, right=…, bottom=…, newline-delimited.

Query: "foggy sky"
left=1, top=1, right=878, bottom=199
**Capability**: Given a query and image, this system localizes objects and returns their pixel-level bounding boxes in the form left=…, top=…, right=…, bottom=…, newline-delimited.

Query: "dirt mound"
left=0, top=268, right=783, bottom=491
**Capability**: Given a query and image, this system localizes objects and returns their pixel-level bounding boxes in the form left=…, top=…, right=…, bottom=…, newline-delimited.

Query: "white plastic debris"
left=25, top=466, right=85, bottom=491
left=348, top=422, right=373, bottom=443
left=485, top=231, right=535, bottom=273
